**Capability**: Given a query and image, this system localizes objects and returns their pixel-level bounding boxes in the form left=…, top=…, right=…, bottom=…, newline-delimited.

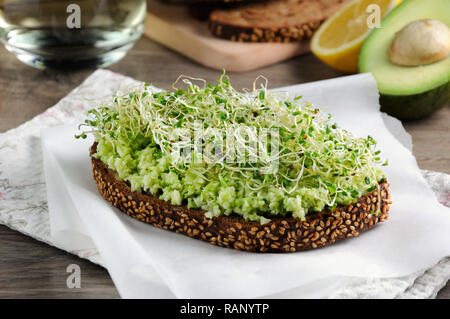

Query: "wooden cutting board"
left=144, top=1, right=310, bottom=72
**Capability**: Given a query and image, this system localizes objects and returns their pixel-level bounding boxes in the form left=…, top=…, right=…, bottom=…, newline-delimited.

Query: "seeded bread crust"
left=90, top=143, right=391, bottom=252
left=208, top=0, right=349, bottom=42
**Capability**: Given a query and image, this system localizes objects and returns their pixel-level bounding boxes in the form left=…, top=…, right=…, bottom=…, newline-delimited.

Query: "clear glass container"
left=0, top=0, right=146, bottom=69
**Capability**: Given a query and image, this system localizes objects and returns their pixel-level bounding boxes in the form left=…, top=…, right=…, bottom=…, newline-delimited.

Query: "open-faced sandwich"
left=77, top=72, right=391, bottom=252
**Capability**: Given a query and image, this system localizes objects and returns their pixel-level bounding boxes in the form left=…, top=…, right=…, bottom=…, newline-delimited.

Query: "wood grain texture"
left=0, top=36, right=448, bottom=298
left=0, top=225, right=119, bottom=298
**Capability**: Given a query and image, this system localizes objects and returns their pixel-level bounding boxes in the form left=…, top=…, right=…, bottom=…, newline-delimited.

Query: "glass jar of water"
left=0, top=0, right=146, bottom=69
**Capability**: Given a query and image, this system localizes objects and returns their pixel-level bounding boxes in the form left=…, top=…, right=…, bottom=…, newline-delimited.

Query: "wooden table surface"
left=0, top=36, right=448, bottom=299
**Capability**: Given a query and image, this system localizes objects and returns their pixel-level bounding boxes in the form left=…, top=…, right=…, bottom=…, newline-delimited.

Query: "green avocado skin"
left=380, top=82, right=450, bottom=121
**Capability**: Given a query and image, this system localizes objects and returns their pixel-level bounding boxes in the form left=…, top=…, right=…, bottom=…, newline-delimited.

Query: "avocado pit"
left=388, top=19, right=450, bottom=66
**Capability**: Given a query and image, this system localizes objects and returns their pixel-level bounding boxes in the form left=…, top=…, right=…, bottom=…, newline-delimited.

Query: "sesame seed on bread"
left=208, top=0, right=351, bottom=42
left=90, top=142, right=391, bottom=252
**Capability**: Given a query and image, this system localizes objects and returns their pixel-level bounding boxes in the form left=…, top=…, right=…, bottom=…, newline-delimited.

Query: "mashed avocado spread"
left=77, top=72, right=387, bottom=224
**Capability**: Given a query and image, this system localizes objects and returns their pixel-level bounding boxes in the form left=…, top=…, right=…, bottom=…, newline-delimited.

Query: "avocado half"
left=359, top=0, right=450, bottom=120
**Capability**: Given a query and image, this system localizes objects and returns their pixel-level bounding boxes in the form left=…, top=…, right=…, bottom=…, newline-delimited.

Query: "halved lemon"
left=311, top=0, right=401, bottom=73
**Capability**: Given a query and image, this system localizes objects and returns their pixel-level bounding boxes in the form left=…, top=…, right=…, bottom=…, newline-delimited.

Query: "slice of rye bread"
left=90, top=142, right=391, bottom=252
left=209, top=0, right=351, bottom=42
left=188, top=2, right=248, bottom=21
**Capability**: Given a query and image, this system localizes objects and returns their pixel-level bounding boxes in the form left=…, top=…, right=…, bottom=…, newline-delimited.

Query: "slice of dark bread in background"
left=209, top=0, right=350, bottom=42
left=188, top=2, right=235, bottom=21
left=90, top=142, right=391, bottom=253
left=152, top=0, right=265, bottom=21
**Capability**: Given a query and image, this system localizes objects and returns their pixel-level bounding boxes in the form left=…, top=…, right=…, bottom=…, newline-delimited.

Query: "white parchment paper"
left=41, top=73, right=450, bottom=298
